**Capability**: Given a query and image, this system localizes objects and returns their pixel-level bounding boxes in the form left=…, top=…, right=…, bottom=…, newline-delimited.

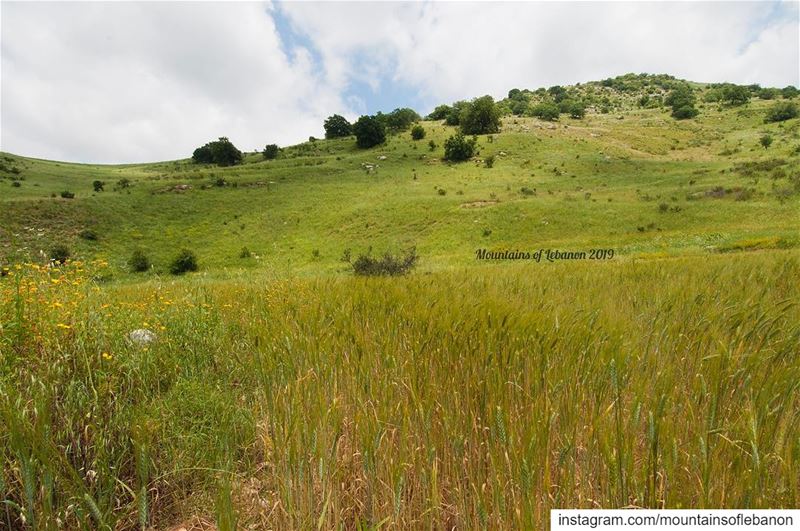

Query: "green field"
left=1, top=78, right=799, bottom=529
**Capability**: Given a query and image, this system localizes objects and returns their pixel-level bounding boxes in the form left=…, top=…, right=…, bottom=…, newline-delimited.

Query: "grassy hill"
left=1, top=76, right=799, bottom=529
left=2, top=79, right=799, bottom=277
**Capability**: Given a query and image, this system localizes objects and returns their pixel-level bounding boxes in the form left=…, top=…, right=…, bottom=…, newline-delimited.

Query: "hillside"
left=2, top=76, right=799, bottom=278
left=1, top=75, right=800, bottom=529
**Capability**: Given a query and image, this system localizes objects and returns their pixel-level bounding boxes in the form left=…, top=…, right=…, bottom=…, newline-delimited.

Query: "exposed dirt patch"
left=460, top=200, right=499, bottom=208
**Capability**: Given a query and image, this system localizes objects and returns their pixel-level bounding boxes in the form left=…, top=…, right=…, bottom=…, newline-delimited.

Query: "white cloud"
left=1, top=2, right=347, bottom=163
left=1, top=1, right=798, bottom=163
left=281, top=1, right=799, bottom=105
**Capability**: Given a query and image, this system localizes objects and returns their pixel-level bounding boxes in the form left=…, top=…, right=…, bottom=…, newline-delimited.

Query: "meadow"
left=1, top=78, right=800, bottom=529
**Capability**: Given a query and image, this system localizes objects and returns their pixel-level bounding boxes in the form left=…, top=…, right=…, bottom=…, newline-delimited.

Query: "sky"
left=1, top=1, right=798, bottom=164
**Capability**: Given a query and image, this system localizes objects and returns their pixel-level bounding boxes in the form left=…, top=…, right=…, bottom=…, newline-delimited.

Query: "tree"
left=764, top=101, right=798, bottom=123
left=510, top=99, right=528, bottom=116
left=92, top=180, right=105, bottom=192
left=760, top=134, right=773, bottom=149
left=324, top=114, right=352, bottom=138
left=427, top=104, right=452, bottom=120
left=169, top=249, right=199, bottom=275
left=411, top=125, right=426, bottom=140
left=443, top=132, right=477, bottom=162
left=547, top=85, right=567, bottom=103
left=444, top=101, right=468, bottom=126
left=460, top=95, right=501, bottom=135
left=192, top=137, right=242, bottom=166
left=531, top=102, right=560, bottom=121
left=263, top=144, right=279, bottom=160
left=383, top=108, right=420, bottom=132
left=353, top=115, right=386, bottom=148
left=721, top=84, right=750, bottom=106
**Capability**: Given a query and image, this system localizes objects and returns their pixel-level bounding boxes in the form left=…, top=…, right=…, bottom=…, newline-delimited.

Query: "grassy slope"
left=1, top=82, right=800, bottom=529
left=2, top=97, right=799, bottom=277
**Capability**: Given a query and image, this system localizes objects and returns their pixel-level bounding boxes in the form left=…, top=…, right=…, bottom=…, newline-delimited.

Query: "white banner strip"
left=551, top=510, right=799, bottom=531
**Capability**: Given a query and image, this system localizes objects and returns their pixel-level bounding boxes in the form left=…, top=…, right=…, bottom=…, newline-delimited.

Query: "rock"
left=127, top=329, right=156, bottom=346
left=377, top=155, right=387, bottom=160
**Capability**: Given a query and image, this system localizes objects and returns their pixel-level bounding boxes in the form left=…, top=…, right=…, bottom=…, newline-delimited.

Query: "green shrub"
left=428, top=140, right=437, bottom=151
left=411, top=125, right=426, bottom=140
left=239, top=247, right=252, bottom=259
left=350, top=247, right=418, bottom=276
left=129, top=249, right=150, bottom=272
left=60, top=190, right=75, bottom=199
left=485, top=155, right=495, bottom=168
left=443, top=133, right=477, bottom=162
left=760, top=135, right=773, bottom=149
left=50, top=244, right=70, bottom=264
left=531, top=103, right=560, bottom=121
left=764, top=101, right=798, bottom=123
left=169, top=249, right=199, bottom=275
left=92, top=180, right=105, bottom=192
left=262, top=144, right=279, bottom=160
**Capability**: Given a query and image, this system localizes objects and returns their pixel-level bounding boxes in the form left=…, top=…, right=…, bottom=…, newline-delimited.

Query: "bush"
left=444, top=101, right=468, bottom=126
left=78, top=229, right=98, bottom=241
left=760, top=135, right=773, bottom=149
left=460, top=95, right=500, bottom=135
left=128, top=249, right=150, bottom=272
left=169, top=249, right=199, bottom=275
left=323, top=114, right=352, bottom=138
left=192, top=137, right=242, bottom=166
left=50, top=244, right=70, bottom=264
left=531, top=103, right=560, bottom=121
left=353, top=115, right=387, bottom=148
left=262, top=144, right=279, bottom=160
left=428, top=140, right=437, bottom=151
left=764, top=101, right=798, bottom=123
left=568, top=102, right=586, bottom=119
left=350, top=247, right=418, bottom=276
left=443, top=133, right=477, bottom=162
left=238, top=246, right=252, bottom=259
left=782, top=86, right=799, bottom=99
left=672, top=105, right=699, bottom=120
left=666, top=85, right=699, bottom=119
left=60, top=190, right=75, bottom=199
left=92, top=180, right=105, bottom=192
left=411, top=125, right=426, bottom=140
left=485, top=155, right=495, bottom=168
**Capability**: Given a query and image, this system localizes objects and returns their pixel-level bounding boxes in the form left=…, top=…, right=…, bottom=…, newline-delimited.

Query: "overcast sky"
left=1, top=1, right=798, bottom=164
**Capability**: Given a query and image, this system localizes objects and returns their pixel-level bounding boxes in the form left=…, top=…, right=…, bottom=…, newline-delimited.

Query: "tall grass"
left=1, top=252, right=798, bottom=528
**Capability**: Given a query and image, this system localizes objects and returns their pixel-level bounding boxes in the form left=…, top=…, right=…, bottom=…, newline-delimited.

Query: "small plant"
left=350, top=247, right=418, bottom=276
left=760, top=135, right=773, bottom=149
left=50, top=244, right=71, bottom=264
left=437, top=188, right=447, bottom=196
left=116, top=178, right=131, bottom=190
left=238, top=247, right=252, bottom=259
left=311, top=249, right=320, bottom=259
left=520, top=187, right=535, bottom=196
left=169, top=249, right=199, bottom=275
left=78, top=229, right=98, bottom=241
left=411, top=125, right=426, bottom=140
left=658, top=202, right=669, bottom=213
left=11, top=181, right=20, bottom=188
left=60, top=190, right=75, bottom=199
left=213, top=177, right=227, bottom=187
left=129, top=249, right=150, bottom=272
left=92, top=180, right=105, bottom=192
left=485, top=155, right=495, bottom=168
left=428, top=140, right=437, bottom=151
